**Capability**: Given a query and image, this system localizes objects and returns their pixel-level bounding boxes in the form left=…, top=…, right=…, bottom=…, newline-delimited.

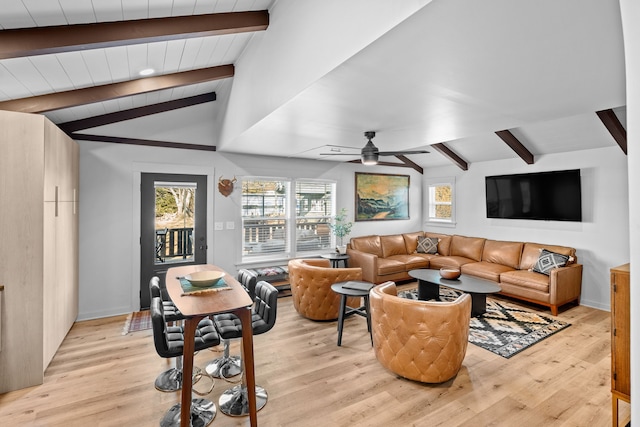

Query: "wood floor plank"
left=0, top=290, right=615, bottom=427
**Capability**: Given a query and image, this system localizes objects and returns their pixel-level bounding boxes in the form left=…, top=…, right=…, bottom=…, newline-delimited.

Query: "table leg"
left=417, top=280, right=439, bottom=301
left=180, top=317, right=198, bottom=427
left=470, top=293, right=486, bottom=316
left=364, top=295, right=372, bottom=346
left=337, top=295, right=347, bottom=346
left=238, top=308, right=257, bottom=427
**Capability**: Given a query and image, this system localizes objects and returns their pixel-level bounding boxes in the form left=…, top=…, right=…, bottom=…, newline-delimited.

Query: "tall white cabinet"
left=0, top=110, right=79, bottom=393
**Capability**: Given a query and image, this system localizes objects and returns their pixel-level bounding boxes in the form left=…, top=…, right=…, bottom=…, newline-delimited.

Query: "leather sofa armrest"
left=549, top=263, right=583, bottom=304
left=346, top=248, right=378, bottom=283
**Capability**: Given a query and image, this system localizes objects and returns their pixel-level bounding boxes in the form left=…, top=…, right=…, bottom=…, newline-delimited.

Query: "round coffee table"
left=331, top=281, right=374, bottom=346
left=408, top=269, right=501, bottom=316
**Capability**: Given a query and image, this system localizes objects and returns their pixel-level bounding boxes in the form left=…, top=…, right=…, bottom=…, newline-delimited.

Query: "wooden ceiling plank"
left=596, top=109, right=627, bottom=154
left=0, top=11, right=269, bottom=59
left=69, top=133, right=216, bottom=152
left=58, top=92, right=216, bottom=133
left=395, top=155, right=424, bottom=174
left=0, top=65, right=233, bottom=113
left=495, top=129, right=535, bottom=164
left=431, top=143, right=469, bottom=171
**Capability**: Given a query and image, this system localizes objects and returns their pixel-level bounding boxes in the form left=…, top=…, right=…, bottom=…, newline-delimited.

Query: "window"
left=242, top=179, right=289, bottom=257
left=241, top=177, right=335, bottom=259
left=426, top=177, right=455, bottom=226
left=295, top=181, right=333, bottom=252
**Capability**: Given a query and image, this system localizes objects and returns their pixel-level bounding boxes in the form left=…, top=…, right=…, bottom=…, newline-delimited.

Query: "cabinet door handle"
left=55, top=186, right=59, bottom=217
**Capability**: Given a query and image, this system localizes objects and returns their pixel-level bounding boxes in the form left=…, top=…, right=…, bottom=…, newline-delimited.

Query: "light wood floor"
left=0, top=283, right=627, bottom=427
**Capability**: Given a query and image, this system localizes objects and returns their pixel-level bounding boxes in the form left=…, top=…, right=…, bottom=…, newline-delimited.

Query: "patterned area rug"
left=398, top=288, right=570, bottom=358
left=122, top=310, right=152, bottom=335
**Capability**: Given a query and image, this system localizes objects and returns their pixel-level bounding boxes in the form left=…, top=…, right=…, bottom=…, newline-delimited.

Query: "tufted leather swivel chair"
left=287, top=258, right=363, bottom=321
left=369, top=281, right=472, bottom=383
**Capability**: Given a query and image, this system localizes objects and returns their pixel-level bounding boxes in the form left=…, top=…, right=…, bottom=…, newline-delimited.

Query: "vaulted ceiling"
left=0, top=0, right=627, bottom=172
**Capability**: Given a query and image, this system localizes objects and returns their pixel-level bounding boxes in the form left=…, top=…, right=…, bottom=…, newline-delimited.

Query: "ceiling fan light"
left=361, top=153, right=378, bottom=165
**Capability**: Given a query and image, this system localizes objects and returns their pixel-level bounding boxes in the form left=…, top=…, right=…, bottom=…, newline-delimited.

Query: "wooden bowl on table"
left=184, top=270, right=224, bottom=287
left=439, top=268, right=461, bottom=280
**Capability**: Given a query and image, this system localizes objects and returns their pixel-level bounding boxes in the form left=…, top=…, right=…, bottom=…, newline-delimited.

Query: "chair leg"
left=205, top=339, right=242, bottom=379
left=219, top=384, right=268, bottom=417
left=160, top=398, right=216, bottom=427
left=155, top=355, right=201, bottom=392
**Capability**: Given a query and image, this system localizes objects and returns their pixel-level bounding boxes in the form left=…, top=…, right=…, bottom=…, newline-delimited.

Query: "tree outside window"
left=426, top=178, right=455, bottom=225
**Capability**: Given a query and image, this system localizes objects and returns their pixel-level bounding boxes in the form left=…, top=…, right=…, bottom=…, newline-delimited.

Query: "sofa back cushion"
left=424, top=232, right=452, bottom=255
left=520, top=242, right=577, bottom=270
left=482, top=240, right=523, bottom=269
left=381, top=234, right=409, bottom=258
left=402, top=231, right=425, bottom=253
left=350, top=235, right=382, bottom=257
left=450, top=235, right=485, bottom=261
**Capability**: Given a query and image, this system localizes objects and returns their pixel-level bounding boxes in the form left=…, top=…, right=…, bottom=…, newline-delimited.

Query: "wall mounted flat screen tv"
left=485, top=169, right=582, bottom=222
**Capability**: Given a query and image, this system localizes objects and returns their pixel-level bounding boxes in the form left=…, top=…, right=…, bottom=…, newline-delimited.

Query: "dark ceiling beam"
left=0, top=11, right=269, bottom=59
left=0, top=65, right=233, bottom=113
left=597, top=109, right=627, bottom=154
left=69, top=133, right=216, bottom=152
left=495, top=129, right=534, bottom=164
left=431, top=143, right=468, bottom=170
left=395, top=155, right=424, bottom=174
left=58, top=92, right=216, bottom=133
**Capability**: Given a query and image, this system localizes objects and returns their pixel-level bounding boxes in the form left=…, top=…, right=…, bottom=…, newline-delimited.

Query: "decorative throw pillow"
left=531, top=249, right=571, bottom=275
left=416, top=236, right=439, bottom=254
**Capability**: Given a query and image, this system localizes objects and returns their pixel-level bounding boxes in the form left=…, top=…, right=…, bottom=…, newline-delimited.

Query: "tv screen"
left=485, top=169, right=582, bottom=222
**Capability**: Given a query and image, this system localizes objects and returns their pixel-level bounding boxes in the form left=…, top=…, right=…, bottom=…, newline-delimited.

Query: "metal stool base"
left=160, top=398, right=216, bottom=427
left=219, top=385, right=267, bottom=417
left=205, top=356, right=242, bottom=379
left=155, top=366, right=201, bottom=392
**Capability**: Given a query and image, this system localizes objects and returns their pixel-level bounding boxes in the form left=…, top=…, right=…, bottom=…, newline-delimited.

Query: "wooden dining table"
left=166, top=264, right=257, bottom=427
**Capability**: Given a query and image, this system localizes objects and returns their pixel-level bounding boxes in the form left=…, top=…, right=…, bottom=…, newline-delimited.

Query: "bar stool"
left=150, top=296, right=221, bottom=427
left=205, top=269, right=258, bottom=379
left=213, top=280, right=278, bottom=416
left=149, top=277, right=197, bottom=392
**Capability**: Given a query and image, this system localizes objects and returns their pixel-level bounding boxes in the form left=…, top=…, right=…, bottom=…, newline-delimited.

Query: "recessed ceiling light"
left=139, top=68, right=154, bottom=76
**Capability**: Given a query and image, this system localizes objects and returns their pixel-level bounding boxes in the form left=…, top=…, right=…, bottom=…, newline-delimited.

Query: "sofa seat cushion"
left=461, top=261, right=515, bottom=282
left=429, top=256, right=476, bottom=270
left=386, top=254, right=429, bottom=271
left=499, top=270, right=550, bottom=293
left=377, top=258, right=408, bottom=275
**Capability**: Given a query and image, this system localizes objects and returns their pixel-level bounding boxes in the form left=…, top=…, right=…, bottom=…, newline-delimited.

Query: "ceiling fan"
left=322, top=131, right=429, bottom=165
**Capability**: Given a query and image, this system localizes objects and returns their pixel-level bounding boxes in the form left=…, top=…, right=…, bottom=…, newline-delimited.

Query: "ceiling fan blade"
left=319, top=152, right=361, bottom=156
left=378, top=150, right=430, bottom=155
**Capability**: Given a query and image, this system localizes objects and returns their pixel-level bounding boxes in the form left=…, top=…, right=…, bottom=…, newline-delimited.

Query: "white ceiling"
left=0, top=0, right=627, bottom=170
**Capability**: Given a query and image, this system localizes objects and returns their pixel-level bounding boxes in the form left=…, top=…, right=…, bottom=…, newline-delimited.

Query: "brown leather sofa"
left=287, top=258, right=363, bottom=321
left=370, top=281, right=471, bottom=383
left=347, top=232, right=582, bottom=315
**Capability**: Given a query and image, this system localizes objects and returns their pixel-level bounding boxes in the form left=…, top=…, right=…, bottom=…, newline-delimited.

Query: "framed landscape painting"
left=355, top=172, right=410, bottom=221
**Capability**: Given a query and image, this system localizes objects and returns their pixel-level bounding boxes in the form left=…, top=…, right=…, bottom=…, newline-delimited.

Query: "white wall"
left=423, top=146, right=629, bottom=311
left=78, top=144, right=423, bottom=320
left=619, top=0, right=638, bottom=419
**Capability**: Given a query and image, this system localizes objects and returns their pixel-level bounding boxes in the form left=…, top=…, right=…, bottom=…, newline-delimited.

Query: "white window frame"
left=240, top=177, right=336, bottom=263
left=425, top=177, right=456, bottom=227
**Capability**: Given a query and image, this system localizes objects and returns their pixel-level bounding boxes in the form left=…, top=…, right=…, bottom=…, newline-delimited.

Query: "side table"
left=321, top=253, right=350, bottom=268
left=331, top=281, right=374, bottom=346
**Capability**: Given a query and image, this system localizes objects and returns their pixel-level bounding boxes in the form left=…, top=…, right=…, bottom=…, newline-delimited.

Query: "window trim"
left=425, top=176, right=456, bottom=228
left=240, top=176, right=336, bottom=263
